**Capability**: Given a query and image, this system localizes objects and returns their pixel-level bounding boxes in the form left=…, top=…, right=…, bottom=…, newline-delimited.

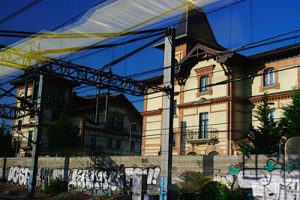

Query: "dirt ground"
left=0, top=182, right=130, bottom=200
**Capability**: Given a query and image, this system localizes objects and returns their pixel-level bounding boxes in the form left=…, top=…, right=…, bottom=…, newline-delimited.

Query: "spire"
left=155, top=4, right=224, bottom=50
left=175, top=4, right=224, bottom=50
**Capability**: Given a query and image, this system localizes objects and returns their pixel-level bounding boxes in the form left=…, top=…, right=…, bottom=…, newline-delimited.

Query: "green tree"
left=45, top=114, right=80, bottom=156
left=241, top=95, right=279, bottom=154
left=279, top=90, right=300, bottom=138
left=0, top=121, right=14, bottom=157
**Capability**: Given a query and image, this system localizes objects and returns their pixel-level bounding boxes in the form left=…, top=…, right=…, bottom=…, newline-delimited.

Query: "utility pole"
left=27, top=74, right=44, bottom=199
left=160, top=27, right=175, bottom=200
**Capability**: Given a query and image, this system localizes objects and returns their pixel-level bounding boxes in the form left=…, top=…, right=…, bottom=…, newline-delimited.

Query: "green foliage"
left=230, top=187, right=253, bottom=200
left=241, top=94, right=279, bottom=154
left=0, top=121, right=14, bottom=157
left=173, top=173, right=253, bottom=200
left=239, top=140, right=251, bottom=156
left=179, top=171, right=212, bottom=193
left=279, top=90, right=300, bottom=138
left=46, top=113, right=80, bottom=156
left=43, top=178, right=67, bottom=195
left=173, top=171, right=212, bottom=200
left=200, top=181, right=230, bottom=200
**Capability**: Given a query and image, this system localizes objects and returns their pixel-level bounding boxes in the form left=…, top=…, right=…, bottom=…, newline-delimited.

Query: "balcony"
left=186, top=128, right=219, bottom=145
left=19, top=141, right=32, bottom=150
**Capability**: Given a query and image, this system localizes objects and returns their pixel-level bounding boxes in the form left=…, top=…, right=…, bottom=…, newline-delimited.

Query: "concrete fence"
left=1, top=154, right=299, bottom=200
left=0, top=154, right=276, bottom=175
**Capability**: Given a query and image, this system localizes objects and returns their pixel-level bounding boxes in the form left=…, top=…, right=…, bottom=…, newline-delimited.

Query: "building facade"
left=249, top=44, right=300, bottom=130
left=73, top=94, right=142, bottom=156
left=141, top=7, right=300, bottom=156
left=11, top=76, right=76, bottom=157
left=11, top=77, right=142, bottom=157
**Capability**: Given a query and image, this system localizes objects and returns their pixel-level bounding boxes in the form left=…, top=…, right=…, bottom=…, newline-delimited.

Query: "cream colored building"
left=11, top=76, right=76, bottom=157
left=141, top=7, right=300, bottom=156
left=10, top=76, right=142, bottom=157
left=249, top=45, right=300, bottom=128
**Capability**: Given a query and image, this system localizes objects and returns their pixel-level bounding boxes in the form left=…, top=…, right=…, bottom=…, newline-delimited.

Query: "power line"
left=64, top=0, right=246, bottom=62
left=1, top=1, right=294, bottom=114
left=72, top=41, right=300, bottom=98
left=0, top=28, right=167, bottom=39
left=0, top=0, right=42, bottom=25
left=129, top=63, right=300, bottom=105
left=69, top=5, right=300, bottom=80
left=57, top=0, right=245, bottom=62
left=51, top=0, right=108, bottom=31
left=73, top=37, right=300, bottom=97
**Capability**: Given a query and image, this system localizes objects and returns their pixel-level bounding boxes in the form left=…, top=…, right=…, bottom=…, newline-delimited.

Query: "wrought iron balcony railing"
left=186, top=128, right=219, bottom=145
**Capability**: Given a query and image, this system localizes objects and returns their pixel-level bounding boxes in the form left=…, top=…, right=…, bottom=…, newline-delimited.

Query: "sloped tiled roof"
left=250, top=43, right=300, bottom=63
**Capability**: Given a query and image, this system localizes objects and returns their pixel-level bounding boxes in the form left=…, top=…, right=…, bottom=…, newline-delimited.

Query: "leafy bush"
left=200, top=181, right=230, bottom=200
left=179, top=171, right=212, bottom=193
left=173, top=171, right=212, bottom=200
left=230, top=187, right=253, bottom=200
left=172, top=171, right=253, bottom=200
left=44, top=178, right=67, bottom=195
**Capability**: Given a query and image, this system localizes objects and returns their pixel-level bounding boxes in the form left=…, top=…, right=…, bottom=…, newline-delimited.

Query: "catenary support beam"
left=24, top=59, right=165, bottom=96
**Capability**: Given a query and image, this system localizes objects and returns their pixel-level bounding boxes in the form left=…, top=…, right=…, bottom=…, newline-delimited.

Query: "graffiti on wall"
left=7, top=167, right=31, bottom=186
left=214, top=159, right=300, bottom=200
left=6, top=166, right=160, bottom=195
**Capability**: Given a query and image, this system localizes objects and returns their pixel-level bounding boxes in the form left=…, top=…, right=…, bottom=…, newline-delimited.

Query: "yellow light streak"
left=0, top=1, right=196, bottom=70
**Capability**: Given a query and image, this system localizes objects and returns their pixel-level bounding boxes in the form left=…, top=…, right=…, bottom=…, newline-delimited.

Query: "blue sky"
left=0, top=0, right=300, bottom=112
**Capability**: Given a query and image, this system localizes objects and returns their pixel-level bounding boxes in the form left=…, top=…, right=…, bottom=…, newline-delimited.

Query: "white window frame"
left=200, top=75, right=209, bottom=92
left=264, top=68, right=275, bottom=86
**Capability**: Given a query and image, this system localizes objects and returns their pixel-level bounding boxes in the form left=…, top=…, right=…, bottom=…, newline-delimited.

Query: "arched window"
left=264, top=68, right=275, bottom=86
left=200, top=75, right=209, bottom=92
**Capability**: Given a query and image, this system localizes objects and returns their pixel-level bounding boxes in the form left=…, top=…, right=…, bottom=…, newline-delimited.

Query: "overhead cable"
left=0, top=28, right=167, bottom=39
left=100, top=35, right=166, bottom=70
left=0, top=0, right=42, bottom=25
left=36, top=31, right=166, bottom=55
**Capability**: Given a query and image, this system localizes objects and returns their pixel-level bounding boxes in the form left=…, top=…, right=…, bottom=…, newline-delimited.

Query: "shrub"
left=230, top=187, right=253, bottom=200
left=200, top=181, right=230, bottom=200
left=43, top=178, right=67, bottom=195
left=179, top=171, right=212, bottom=193
left=173, top=171, right=212, bottom=200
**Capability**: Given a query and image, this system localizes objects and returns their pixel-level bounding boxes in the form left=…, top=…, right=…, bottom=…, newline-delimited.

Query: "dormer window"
left=264, top=68, right=275, bottom=86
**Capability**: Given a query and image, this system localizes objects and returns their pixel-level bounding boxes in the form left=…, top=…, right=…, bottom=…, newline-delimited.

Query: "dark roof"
left=10, top=74, right=80, bottom=87
left=155, top=5, right=224, bottom=50
left=141, top=75, right=163, bottom=87
left=250, top=43, right=300, bottom=63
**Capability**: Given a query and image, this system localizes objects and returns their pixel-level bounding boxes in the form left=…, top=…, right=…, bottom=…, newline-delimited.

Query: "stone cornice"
left=250, top=91, right=295, bottom=104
